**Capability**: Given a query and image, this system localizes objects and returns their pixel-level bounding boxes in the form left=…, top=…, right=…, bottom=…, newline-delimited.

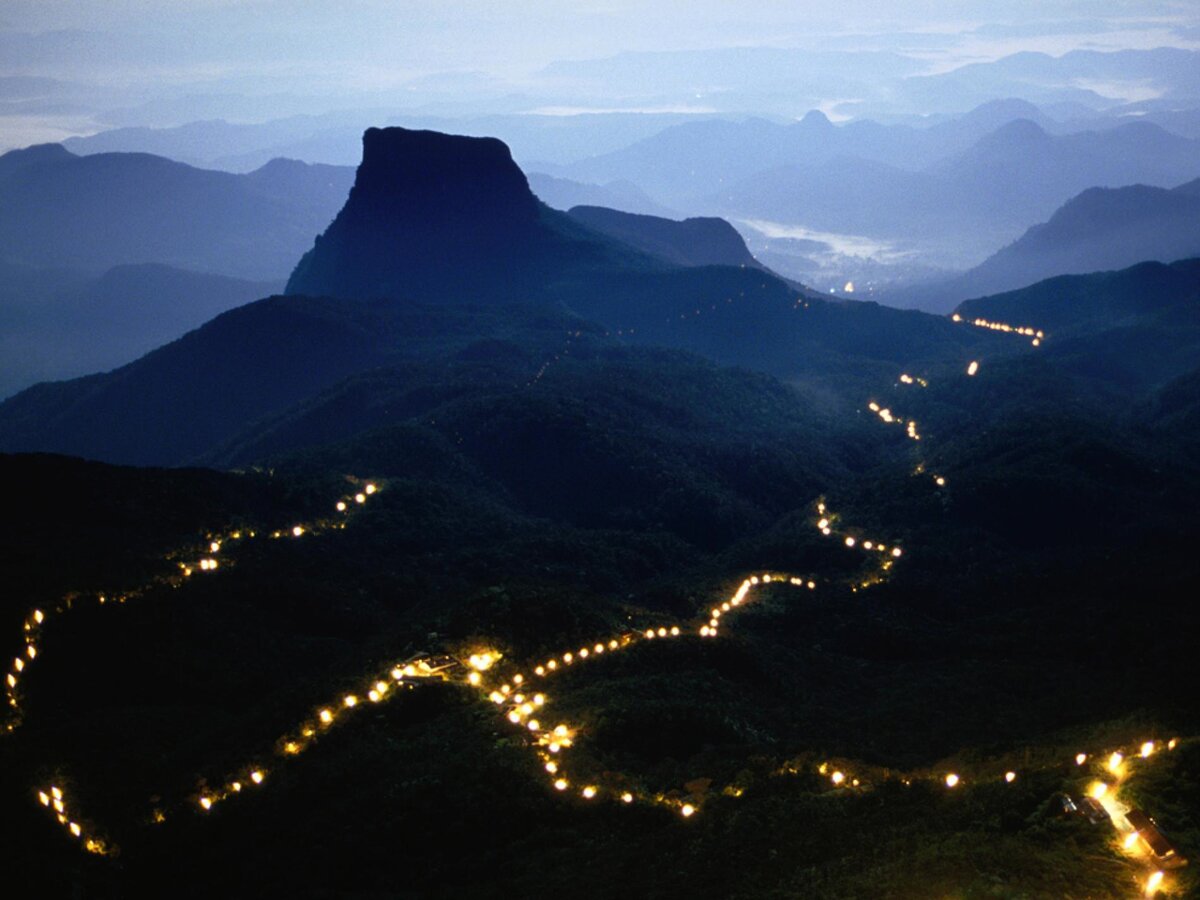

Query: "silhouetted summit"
left=286, top=127, right=643, bottom=303
left=566, top=205, right=763, bottom=269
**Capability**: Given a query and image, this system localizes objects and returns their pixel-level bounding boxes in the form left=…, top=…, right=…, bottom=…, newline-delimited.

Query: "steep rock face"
left=286, top=127, right=621, bottom=303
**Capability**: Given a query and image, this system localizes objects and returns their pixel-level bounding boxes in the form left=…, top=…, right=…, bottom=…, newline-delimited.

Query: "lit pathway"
left=4, top=310, right=1183, bottom=897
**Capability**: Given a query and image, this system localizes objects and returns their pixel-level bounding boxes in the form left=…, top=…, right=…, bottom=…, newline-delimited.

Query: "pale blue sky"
left=2, top=1, right=1198, bottom=146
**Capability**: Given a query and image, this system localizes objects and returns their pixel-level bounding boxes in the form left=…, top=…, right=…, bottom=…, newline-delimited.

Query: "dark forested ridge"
left=1, top=125, right=1198, bottom=899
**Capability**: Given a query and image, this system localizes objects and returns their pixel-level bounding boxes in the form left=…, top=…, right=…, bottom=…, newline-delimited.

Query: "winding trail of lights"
left=5, top=307, right=1182, bottom=896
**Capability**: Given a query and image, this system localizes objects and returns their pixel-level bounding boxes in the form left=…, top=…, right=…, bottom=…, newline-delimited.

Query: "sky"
left=1, top=1, right=1199, bottom=144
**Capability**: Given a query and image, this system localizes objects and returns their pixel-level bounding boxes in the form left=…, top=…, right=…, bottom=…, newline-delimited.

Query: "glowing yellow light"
left=365, top=484, right=377, bottom=495
left=368, top=690, right=380, bottom=702
left=69, top=822, right=81, bottom=837
left=644, top=629, right=655, bottom=639
left=945, top=773, right=960, bottom=788
left=1090, top=781, right=1108, bottom=799
left=1141, top=741, right=1154, bottom=758
left=343, top=695, right=357, bottom=708
left=319, top=709, right=333, bottom=724
left=210, top=541, right=220, bottom=553
left=1004, top=771, right=1016, bottom=783
left=533, top=694, right=545, bottom=706
left=554, top=725, right=569, bottom=737
left=284, top=742, right=300, bottom=754
left=535, top=666, right=545, bottom=676
left=845, top=537, right=856, bottom=547
left=582, top=786, right=597, bottom=799
left=232, top=782, right=242, bottom=792
left=513, top=674, right=524, bottom=684
left=53, top=798, right=65, bottom=813
left=554, top=779, right=568, bottom=791
left=935, top=476, right=946, bottom=487
left=38, top=791, right=49, bottom=806
left=831, top=771, right=845, bottom=785
left=1168, top=738, right=1178, bottom=750
left=528, top=719, right=540, bottom=731
left=681, top=804, right=695, bottom=817
left=1124, top=832, right=1139, bottom=850
left=5, top=674, right=14, bottom=688
left=967, top=360, right=979, bottom=376
left=33, top=610, right=44, bottom=624
left=621, top=792, right=634, bottom=804
left=507, top=711, right=522, bottom=724
left=27, top=646, right=36, bottom=659
left=200, top=797, right=213, bottom=810
left=467, top=672, right=482, bottom=686
left=545, top=762, right=557, bottom=774
left=355, top=493, right=366, bottom=504
left=336, top=501, right=347, bottom=512
left=1146, top=871, right=1164, bottom=896
left=251, top=770, right=264, bottom=784
left=1075, top=753, right=1087, bottom=765
left=670, top=626, right=680, bottom=636
left=891, top=547, right=902, bottom=558
left=563, top=653, right=573, bottom=663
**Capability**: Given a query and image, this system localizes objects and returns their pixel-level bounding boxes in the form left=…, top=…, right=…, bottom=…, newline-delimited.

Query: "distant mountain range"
left=527, top=173, right=673, bottom=218
left=892, top=177, right=1200, bottom=311
left=707, top=118, right=1200, bottom=266
left=0, top=144, right=354, bottom=280
left=0, top=126, right=1006, bottom=466
left=0, top=261, right=282, bottom=399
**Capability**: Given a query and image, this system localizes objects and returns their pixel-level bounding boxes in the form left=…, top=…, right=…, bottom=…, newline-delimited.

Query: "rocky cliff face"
left=286, top=127, right=593, bottom=303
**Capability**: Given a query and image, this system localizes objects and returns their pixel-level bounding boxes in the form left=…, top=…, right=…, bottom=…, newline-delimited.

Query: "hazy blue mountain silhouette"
left=715, top=119, right=1200, bottom=258
left=939, top=182, right=1200, bottom=302
left=0, top=146, right=354, bottom=279
left=528, top=172, right=673, bottom=217
left=566, top=206, right=764, bottom=270
left=0, top=261, right=281, bottom=399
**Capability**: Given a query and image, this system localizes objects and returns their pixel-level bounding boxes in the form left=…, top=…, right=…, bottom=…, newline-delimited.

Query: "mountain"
left=0, top=146, right=354, bottom=280
left=930, top=181, right=1200, bottom=304
left=0, top=261, right=281, bottom=399
left=285, top=127, right=661, bottom=304
left=954, top=258, right=1200, bottom=339
left=1, top=126, right=1011, bottom=466
left=565, top=206, right=763, bottom=270
left=527, top=172, right=673, bottom=217
left=714, top=118, right=1200, bottom=271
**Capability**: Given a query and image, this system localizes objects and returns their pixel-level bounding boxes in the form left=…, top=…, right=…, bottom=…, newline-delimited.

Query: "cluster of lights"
left=951, top=313, right=1045, bottom=347
left=898, top=373, right=928, bottom=387
left=35, top=785, right=110, bottom=855
left=1070, top=738, right=1186, bottom=896
left=866, top=401, right=922, bottom=441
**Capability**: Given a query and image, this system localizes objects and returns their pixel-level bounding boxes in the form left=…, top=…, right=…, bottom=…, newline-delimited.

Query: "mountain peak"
left=350, top=127, right=539, bottom=228
left=797, top=109, right=834, bottom=129
left=285, top=127, right=550, bottom=301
